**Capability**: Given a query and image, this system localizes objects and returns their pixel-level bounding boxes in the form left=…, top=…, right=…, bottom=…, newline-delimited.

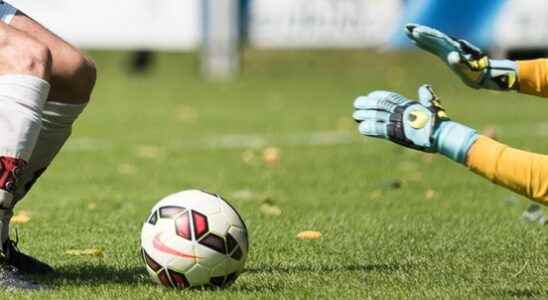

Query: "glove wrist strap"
left=435, top=121, right=479, bottom=164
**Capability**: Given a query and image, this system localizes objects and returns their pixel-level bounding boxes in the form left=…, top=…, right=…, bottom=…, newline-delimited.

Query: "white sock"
left=14, top=101, right=87, bottom=202
left=0, top=75, right=50, bottom=244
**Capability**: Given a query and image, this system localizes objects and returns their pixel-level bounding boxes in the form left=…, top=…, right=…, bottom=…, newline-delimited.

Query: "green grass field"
left=8, top=50, right=548, bottom=299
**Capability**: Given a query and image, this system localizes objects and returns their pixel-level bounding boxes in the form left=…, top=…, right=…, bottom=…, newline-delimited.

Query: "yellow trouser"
left=465, top=59, right=548, bottom=204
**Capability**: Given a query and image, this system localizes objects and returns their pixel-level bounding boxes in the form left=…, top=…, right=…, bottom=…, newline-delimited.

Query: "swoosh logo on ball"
left=152, top=232, right=201, bottom=260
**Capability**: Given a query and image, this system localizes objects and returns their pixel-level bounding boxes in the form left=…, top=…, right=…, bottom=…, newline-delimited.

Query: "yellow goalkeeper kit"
left=466, top=59, right=548, bottom=204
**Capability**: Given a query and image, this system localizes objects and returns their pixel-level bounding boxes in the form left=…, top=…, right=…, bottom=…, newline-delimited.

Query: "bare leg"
left=5, top=11, right=97, bottom=201
left=10, top=12, right=96, bottom=103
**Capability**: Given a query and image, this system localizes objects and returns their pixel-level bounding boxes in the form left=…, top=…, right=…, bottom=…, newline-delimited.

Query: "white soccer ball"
left=141, top=190, right=249, bottom=289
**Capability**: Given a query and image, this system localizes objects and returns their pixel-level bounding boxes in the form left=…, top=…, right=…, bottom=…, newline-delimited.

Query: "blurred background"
left=9, top=0, right=548, bottom=78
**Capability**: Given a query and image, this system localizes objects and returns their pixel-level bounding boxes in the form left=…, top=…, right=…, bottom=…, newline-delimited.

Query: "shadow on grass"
left=488, top=288, right=548, bottom=299
left=35, top=264, right=148, bottom=287
left=28, top=263, right=410, bottom=292
left=246, top=262, right=411, bottom=275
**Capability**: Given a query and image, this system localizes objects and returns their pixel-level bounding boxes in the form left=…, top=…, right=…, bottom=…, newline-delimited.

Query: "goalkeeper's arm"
left=353, top=85, right=548, bottom=205
left=517, top=59, right=548, bottom=97
left=406, top=24, right=548, bottom=99
left=466, top=136, right=548, bottom=204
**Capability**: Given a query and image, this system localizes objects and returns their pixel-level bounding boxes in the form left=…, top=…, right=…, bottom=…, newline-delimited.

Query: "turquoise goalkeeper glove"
left=353, top=85, right=479, bottom=164
left=405, top=24, right=518, bottom=91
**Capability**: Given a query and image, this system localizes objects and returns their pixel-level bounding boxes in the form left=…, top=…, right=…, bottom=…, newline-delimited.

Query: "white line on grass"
left=64, top=131, right=361, bottom=152
left=63, top=122, right=548, bottom=153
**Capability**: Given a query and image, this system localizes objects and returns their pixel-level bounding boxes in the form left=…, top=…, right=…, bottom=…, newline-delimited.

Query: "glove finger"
left=352, top=110, right=391, bottom=123
left=417, top=84, right=439, bottom=107
left=354, top=91, right=409, bottom=112
left=457, top=39, right=484, bottom=59
left=358, top=120, right=388, bottom=138
left=405, top=23, right=461, bottom=57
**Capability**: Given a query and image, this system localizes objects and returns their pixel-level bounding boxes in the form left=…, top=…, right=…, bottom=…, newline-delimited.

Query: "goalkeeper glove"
left=353, top=85, right=479, bottom=164
left=405, top=24, right=518, bottom=91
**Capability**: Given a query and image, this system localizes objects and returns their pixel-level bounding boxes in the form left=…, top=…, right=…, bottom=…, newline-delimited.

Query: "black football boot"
left=2, top=238, right=54, bottom=275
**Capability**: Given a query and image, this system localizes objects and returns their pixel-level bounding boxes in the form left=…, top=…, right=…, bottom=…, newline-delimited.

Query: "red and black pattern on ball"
left=175, top=211, right=192, bottom=240
left=168, top=269, right=190, bottom=289
left=142, top=248, right=162, bottom=272
left=157, top=269, right=173, bottom=288
left=199, top=233, right=227, bottom=254
left=192, top=211, right=208, bottom=239
left=159, top=206, right=185, bottom=219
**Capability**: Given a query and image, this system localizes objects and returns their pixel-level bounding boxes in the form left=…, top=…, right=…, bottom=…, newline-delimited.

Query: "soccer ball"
left=141, top=190, right=249, bottom=289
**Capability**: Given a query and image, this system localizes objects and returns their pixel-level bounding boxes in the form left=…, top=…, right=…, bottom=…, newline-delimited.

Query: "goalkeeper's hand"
left=406, top=24, right=518, bottom=91
left=353, top=85, right=479, bottom=164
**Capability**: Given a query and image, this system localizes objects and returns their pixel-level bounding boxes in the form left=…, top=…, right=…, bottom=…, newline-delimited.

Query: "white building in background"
left=8, top=0, right=548, bottom=53
left=10, top=0, right=201, bottom=50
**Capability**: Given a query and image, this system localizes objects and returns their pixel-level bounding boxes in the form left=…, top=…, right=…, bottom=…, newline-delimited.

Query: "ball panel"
left=157, top=269, right=173, bottom=288
left=204, top=213, right=230, bottom=236
left=168, top=269, right=190, bottom=289
left=209, top=261, right=238, bottom=288
left=191, top=210, right=209, bottom=239
left=142, top=248, right=162, bottom=272
left=230, top=247, right=243, bottom=260
left=147, top=210, right=158, bottom=225
left=226, top=233, right=238, bottom=254
left=219, top=198, right=247, bottom=229
left=175, top=211, right=192, bottom=240
left=209, top=260, right=228, bottom=277
left=159, top=206, right=185, bottom=219
left=199, top=233, right=227, bottom=254
left=194, top=243, right=227, bottom=268
left=185, top=264, right=211, bottom=287
left=156, top=190, right=221, bottom=215
left=164, top=237, right=197, bottom=273
left=228, top=225, right=249, bottom=254
left=141, top=243, right=173, bottom=269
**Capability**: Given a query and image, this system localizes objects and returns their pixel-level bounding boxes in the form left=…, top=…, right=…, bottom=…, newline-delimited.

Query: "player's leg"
left=7, top=12, right=96, bottom=209
left=0, top=4, right=95, bottom=286
left=9, top=11, right=96, bottom=103
left=0, top=17, right=53, bottom=289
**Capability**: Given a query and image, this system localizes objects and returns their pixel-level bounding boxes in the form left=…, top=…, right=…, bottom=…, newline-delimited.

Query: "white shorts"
left=0, top=1, right=17, bottom=24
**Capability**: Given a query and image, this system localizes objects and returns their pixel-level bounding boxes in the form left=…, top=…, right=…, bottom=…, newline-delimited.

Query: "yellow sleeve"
left=517, top=59, right=548, bottom=97
left=466, top=136, right=548, bottom=204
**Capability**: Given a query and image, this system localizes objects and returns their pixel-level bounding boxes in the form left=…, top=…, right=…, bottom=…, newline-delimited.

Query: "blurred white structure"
left=493, top=0, right=548, bottom=50
left=10, top=0, right=200, bottom=50
left=248, top=0, right=401, bottom=49
left=201, top=0, right=241, bottom=80
left=8, top=0, right=548, bottom=55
